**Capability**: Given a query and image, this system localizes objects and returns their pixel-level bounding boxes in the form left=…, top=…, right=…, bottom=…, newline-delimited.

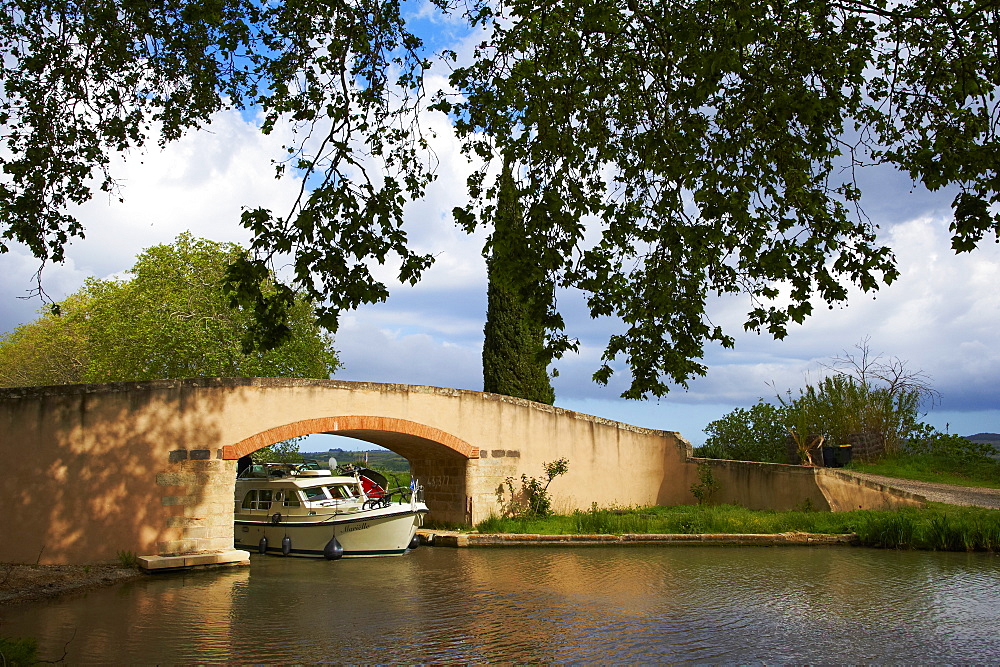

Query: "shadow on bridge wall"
left=1, top=381, right=232, bottom=565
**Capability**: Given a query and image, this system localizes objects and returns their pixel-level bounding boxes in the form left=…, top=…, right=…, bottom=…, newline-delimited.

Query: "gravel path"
left=844, top=471, right=1000, bottom=509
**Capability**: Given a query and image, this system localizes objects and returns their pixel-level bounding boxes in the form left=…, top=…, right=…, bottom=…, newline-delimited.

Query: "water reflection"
left=2, top=547, right=998, bottom=663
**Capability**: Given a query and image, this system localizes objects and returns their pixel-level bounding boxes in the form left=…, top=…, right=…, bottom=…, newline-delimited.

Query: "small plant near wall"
left=116, top=550, right=140, bottom=569
left=497, top=458, right=569, bottom=517
left=690, top=462, right=720, bottom=505
left=788, top=427, right=825, bottom=466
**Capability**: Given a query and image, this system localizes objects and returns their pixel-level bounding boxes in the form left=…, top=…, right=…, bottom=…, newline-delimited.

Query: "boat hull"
left=234, top=504, right=428, bottom=558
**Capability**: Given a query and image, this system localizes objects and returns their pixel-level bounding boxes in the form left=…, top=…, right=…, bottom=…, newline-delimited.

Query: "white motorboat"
left=234, top=462, right=428, bottom=558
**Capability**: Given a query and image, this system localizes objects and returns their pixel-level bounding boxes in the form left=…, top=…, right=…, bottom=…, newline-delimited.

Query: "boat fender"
left=323, top=535, right=344, bottom=560
left=281, top=535, right=292, bottom=556
left=258, top=536, right=268, bottom=555
left=271, top=512, right=281, bottom=525
left=408, top=534, right=420, bottom=550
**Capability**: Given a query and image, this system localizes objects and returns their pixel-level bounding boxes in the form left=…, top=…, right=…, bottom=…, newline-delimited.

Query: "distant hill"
left=301, top=448, right=410, bottom=472
left=963, top=433, right=1000, bottom=461
left=301, top=437, right=1000, bottom=470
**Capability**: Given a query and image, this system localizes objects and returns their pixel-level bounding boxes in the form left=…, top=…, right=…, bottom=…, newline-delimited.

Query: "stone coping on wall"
left=138, top=549, right=250, bottom=572
left=417, top=530, right=858, bottom=548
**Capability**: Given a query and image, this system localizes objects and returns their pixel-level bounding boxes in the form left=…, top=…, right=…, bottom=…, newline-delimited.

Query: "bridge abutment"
left=156, top=455, right=237, bottom=555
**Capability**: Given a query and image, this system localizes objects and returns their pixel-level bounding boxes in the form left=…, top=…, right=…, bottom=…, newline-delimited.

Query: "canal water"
left=3, top=546, right=998, bottom=663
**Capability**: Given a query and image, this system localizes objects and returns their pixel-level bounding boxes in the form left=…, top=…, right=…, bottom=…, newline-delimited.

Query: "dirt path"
left=844, top=471, right=1000, bottom=509
left=0, top=564, right=144, bottom=606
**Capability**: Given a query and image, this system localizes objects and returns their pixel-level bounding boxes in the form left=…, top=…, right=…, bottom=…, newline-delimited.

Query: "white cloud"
left=0, top=109, right=302, bottom=325
left=334, top=318, right=482, bottom=390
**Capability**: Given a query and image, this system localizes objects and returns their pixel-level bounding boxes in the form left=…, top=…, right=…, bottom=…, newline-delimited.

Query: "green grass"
left=116, top=550, right=139, bottom=569
left=474, top=503, right=1000, bottom=552
left=0, top=636, right=37, bottom=666
left=846, top=454, right=1000, bottom=489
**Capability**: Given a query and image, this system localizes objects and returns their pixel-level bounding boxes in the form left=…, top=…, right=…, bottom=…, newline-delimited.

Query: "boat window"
left=241, top=489, right=273, bottom=511
left=241, top=490, right=257, bottom=509
left=283, top=491, right=301, bottom=507
left=303, top=486, right=329, bottom=502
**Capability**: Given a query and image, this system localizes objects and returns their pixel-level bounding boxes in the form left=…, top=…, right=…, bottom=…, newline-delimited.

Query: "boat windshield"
left=302, top=486, right=330, bottom=502
left=301, top=484, right=361, bottom=503
left=329, top=484, right=357, bottom=499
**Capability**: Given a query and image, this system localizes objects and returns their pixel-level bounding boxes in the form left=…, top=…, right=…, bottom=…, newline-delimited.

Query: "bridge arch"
left=225, top=416, right=478, bottom=524
left=223, top=416, right=479, bottom=461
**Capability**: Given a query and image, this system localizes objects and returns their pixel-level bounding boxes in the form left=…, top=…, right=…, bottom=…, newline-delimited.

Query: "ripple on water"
left=2, top=547, right=998, bottom=663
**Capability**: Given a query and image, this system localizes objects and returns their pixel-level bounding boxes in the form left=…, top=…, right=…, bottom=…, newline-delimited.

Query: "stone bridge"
left=0, top=378, right=924, bottom=565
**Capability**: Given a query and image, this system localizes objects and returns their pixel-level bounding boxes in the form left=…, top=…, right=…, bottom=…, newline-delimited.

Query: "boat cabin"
left=236, top=465, right=369, bottom=515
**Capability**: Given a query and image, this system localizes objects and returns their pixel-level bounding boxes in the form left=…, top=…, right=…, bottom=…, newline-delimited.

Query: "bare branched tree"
left=822, top=337, right=940, bottom=408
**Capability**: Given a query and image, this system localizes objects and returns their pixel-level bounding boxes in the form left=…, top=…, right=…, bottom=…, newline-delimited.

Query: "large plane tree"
left=1, top=0, right=997, bottom=398
left=0, top=233, right=338, bottom=386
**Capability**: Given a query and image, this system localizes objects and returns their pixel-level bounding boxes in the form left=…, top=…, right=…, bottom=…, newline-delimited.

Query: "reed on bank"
left=474, top=503, right=1000, bottom=552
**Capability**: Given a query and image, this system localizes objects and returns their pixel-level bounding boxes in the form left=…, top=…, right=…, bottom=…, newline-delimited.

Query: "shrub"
left=0, top=636, right=38, bottom=665
left=253, top=437, right=306, bottom=464
left=700, top=376, right=924, bottom=465
left=698, top=400, right=789, bottom=462
left=779, top=375, right=924, bottom=461
left=906, top=426, right=999, bottom=464
left=497, top=458, right=569, bottom=517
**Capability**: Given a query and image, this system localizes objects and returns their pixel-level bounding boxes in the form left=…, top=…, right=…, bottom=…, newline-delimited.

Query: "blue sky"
left=1, top=16, right=998, bottom=447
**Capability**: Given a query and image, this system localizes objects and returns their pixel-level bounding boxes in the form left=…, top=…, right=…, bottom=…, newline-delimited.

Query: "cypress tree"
left=482, top=158, right=555, bottom=405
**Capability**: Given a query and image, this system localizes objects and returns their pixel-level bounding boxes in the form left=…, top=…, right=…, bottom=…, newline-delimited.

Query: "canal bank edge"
left=0, top=564, right=145, bottom=606
left=417, top=530, right=858, bottom=547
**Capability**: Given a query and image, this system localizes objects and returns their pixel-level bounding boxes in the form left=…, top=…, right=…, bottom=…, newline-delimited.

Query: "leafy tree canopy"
left=2, top=0, right=998, bottom=398
left=438, top=0, right=1000, bottom=398
left=0, top=233, right=339, bottom=386
left=0, top=292, right=91, bottom=387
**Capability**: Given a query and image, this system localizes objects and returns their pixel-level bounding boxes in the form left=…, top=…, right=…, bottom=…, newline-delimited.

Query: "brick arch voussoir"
left=222, top=416, right=479, bottom=461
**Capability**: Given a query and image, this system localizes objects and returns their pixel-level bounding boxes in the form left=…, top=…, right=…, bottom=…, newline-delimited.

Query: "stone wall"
left=692, top=458, right=925, bottom=511
left=0, top=381, right=240, bottom=564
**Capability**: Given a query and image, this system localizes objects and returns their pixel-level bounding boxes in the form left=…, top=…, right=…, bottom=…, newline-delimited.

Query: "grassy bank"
left=475, top=504, right=1000, bottom=552
left=845, top=454, right=1000, bottom=489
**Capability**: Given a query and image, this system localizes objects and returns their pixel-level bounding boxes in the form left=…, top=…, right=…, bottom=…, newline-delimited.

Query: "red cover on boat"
left=358, top=468, right=388, bottom=499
